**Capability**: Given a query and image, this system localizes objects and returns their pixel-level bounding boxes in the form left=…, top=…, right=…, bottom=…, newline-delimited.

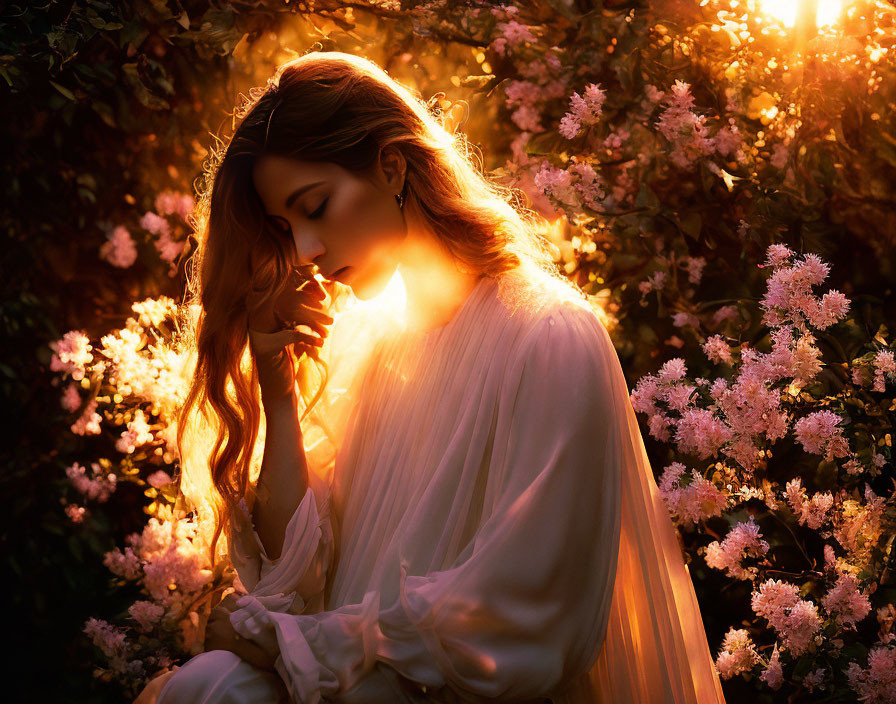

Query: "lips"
left=329, top=266, right=351, bottom=281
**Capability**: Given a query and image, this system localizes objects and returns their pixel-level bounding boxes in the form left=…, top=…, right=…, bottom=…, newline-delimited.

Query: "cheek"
left=334, top=181, right=403, bottom=250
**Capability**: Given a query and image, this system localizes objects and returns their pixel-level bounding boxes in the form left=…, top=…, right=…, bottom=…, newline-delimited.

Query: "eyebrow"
left=285, top=181, right=326, bottom=209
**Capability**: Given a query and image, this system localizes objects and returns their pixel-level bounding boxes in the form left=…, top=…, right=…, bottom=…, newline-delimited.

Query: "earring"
left=395, top=189, right=405, bottom=209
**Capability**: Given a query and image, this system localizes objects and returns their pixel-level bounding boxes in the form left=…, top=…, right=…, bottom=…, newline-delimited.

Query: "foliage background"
left=2, top=0, right=893, bottom=702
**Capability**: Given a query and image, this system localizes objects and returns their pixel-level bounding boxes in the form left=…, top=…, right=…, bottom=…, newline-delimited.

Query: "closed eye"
left=308, top=197, right=328, bottom=220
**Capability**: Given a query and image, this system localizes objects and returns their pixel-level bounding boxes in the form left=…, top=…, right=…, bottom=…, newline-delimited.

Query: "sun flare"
left=758, top=0, right=844, bottom=28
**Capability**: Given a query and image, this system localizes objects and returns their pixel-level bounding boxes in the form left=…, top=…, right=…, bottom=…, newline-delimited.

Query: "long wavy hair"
left=176, top=50, right=567, bottom=564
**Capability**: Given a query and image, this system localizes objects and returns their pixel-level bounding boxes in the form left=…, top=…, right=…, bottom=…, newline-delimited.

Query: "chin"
left=350, top=264, right=396, bottom=301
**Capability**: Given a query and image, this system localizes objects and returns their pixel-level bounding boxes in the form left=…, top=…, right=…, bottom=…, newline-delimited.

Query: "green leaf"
left=49, top=80, right=75, bottom=101
left=680, top=212, right=702, bottom=240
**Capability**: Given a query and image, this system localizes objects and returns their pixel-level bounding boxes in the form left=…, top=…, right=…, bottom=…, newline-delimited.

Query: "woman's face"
left=251, top=152, right=407, bottom=300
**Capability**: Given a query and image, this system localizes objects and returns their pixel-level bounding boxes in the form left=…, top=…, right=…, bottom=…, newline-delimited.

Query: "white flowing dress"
left=157, top=267, right=726, bottom=704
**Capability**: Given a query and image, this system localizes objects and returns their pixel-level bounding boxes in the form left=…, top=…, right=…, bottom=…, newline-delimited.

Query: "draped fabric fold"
left=157, top=268, right=726, bottom=704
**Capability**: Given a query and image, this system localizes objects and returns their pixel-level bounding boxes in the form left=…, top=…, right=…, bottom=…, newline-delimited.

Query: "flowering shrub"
left=49, top=297, right=240, bottom=696
left=630, top=245, right=896, bottom=699
left=16, top=0, right=896, bottom=700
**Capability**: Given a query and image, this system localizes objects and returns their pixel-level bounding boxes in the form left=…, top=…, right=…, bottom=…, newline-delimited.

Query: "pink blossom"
left=115, top=408, right=154, bottom=454
left=663, top=384, right=696, bottom=411
left=154, top=229, right=184, bottom=267
left=655, top=80, right=715, bottom=168
left=511, top=103, right=542, bottom=132
left=533, top=163, right=577, bottom=205
left=765, top=244, right=794, bottom=267
left=759, top=643, right=784, bottom=690
left=583, top=83, right=606, bottom=115
left=671, top=311, right=700, bottom=328
left=658, top=462, right=728, bottom=526
left=770, top=143, right=789, bottom=169
left=647, top=412, right=673, bottom=442
left=822, top=573, right=871, bottom=628
left=784, top=477, right=833, bottom=530
left=705, top=517, right=769, bottom=580
left=712, top=305, right=738, bottom=326
left=803, top=667, right=826, bottom=692
left=629, top=377, right=659, bottom=414
left=99, top=225, right=138, bottom=268
left=83, top=618, right=128, bottom=659
left=128, top=600, right=165, bottom=631
left=657, top=357, right=687, bottom=382
left=846, top=643, right=896, bottom=704
left=714, top=122, right=743, bottom=158
left=675, top=408, right=733, bottom=459
left=794, top=410, right=850, bottom=461
left=49, top=330, right=93, bottom=381
left=644, top=84, right=665, bottom=103
left=751, top=579, right=821, bottom=655
left=104, top=546, right=142, bottom=580
left=715, top=628, right=760, bottom=679
left=703, top=334, right=733, bottom=364
left=874, top=349, right=896, bottom=374
left=140, top=211, right=171, bottom=237
left=147, top=470, right=173, bottom=488
left=70, top=398, right=102, bottom=436
left=66, top=461, right=117, bottom=502
left=65, top=504, right=86, bottom=523
left=685, top=256, right=706, bottom=284
left=61, top=383, right=81, bottom=412
left=558, top=114, right=580, bottom=139
left=780, top=599, right=821, bottom=655
left=760, top=249, right=850, bottom=331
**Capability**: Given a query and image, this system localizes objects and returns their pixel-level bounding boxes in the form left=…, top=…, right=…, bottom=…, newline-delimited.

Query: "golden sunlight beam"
left=759, top=0, right=843, bottom=28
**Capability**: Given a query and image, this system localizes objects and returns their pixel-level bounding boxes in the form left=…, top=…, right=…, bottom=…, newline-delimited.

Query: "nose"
left=293, top=229, right=326, bottom=268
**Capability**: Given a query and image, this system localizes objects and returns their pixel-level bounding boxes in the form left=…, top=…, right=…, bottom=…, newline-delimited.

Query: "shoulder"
left=493, top=268, right=611, bottom=389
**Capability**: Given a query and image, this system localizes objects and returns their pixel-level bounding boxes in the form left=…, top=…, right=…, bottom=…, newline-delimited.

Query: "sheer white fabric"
left=157, top=267, right=726, bottom=704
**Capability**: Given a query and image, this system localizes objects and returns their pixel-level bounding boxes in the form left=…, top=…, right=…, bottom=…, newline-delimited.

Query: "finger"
left=289, top=330, right=326, bottom=348
left=297, top=278, right=327, bottom=300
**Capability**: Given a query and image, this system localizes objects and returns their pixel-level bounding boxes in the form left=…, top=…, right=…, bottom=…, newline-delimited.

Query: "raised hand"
left=246, top=266, right=334, bottom=362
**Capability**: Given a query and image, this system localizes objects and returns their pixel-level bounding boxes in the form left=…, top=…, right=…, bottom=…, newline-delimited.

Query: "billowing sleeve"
left=228, top=302, right=623, bottom=703
left=227, top=287, right=395, bottom=616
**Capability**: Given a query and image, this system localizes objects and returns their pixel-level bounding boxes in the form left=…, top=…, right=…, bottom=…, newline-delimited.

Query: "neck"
left=395, top=224, right=480, bottom=333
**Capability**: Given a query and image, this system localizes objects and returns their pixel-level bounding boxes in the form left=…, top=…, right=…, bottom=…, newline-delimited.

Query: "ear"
left=376, top=145, right=406, bottom=195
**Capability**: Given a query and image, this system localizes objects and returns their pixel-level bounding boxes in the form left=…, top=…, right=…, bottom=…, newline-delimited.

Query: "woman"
left=139, top=51, right=726, bottom=703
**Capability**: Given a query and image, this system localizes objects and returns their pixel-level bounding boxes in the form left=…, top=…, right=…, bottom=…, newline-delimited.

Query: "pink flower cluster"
left=70, top=397, right=102, bottom=436
left=705, top=516, right=770, bottom=580
left=489, top=5, right=536, bottom=57
left=140, top=190, right=192, bottom=274
left=657, top=461, right=728, bottom=526
left=115, top=408, right=155, bottom=454
left=84, top=617, right=128, bottom=659
left=49, top=330, right=93, bottom=381
left=846, top=642, right=896, bottom=703
left=124, top=510, right=213, bottom=606
left=61, top=382, right=81, bottom=412
left=855, top=348, right=896, bottom=393
left=759, top=643, right=784, bottom=689
left=784, top=476, right=833, bottom=530
left=128, top=600, right=166, bottom=631
left=715, top=627, right=760, bottom=679
left=532, top=159, right=610, bottom=215
left=99, top=225, right=138, bottom=268
left=821, top=573, right=872, bottom=629
left=559, top=83, right=606, bottom=139
left=65, top=461, right=117, bottom=502
left=655, top=80, right=741, bottom=168
left=759, top=246, right=850, bottom=331
left=154, top=189, right=194, bottom=220
left=751, top=579, right=821, bottom=655
left=793, top=410, right=851, bottom=462
left=703, top=334, right=733, bottom=364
